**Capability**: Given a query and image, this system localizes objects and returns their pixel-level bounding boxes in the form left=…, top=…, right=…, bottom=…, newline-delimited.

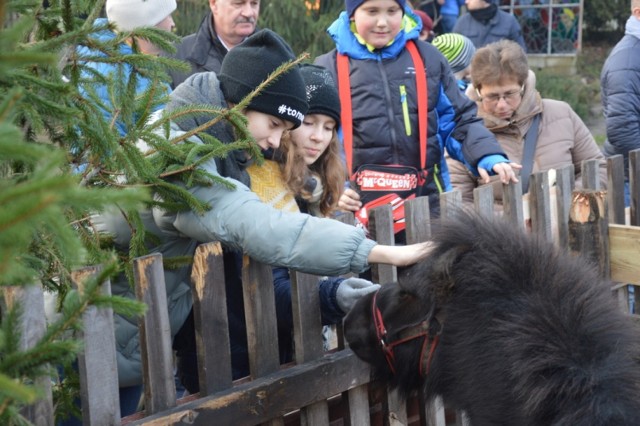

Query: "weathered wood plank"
left=4, top=285, right=54, bottom=426
left=405, top=196, right=431, bottom=243
left=502, top=181, right=524, bottom=228
left=568, top=191, right=610, bottom=279
left=440, top=190, right=462, bottom=217
left=290, top=270, right=329, bottom=426
left=369, top=204, right=396, bottom=284
left=581, top=158, right=601, bottom=190
left=607, top=155, right=626, bottom=225
left=609, top=224, right=640, bottom=285
left=347, top=385, right=371, bottom=426
left=473, top=184, right=494, bottom=219
left=130, top=350, right=370, bottom=426
left=290, top=271, right=323, bottom=364
left=555, top=164, right=574, bottom=249
left=191, top=242, right=233, bottom=394
left=242, top=256, right=280, bottom=378
left=529, top=171, right=553, bottom=241
left=71, top=266, right=121, bottom=425
left=134, top=254, right=177, bottom=414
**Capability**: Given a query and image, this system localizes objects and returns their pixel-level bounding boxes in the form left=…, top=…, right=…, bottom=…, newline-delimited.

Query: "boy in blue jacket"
left=315, top=0, right=519, bottom=219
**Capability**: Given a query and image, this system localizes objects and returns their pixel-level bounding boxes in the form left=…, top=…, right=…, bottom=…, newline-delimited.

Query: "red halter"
left=372, top=290, right=441, bottom=377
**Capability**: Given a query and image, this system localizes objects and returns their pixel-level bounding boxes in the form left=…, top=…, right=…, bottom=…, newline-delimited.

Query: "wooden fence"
left=7, top=153, right=640, bottom=426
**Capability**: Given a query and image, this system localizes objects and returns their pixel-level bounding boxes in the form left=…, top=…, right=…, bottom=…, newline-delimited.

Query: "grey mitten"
left=336, top=278, right=381, bottom=313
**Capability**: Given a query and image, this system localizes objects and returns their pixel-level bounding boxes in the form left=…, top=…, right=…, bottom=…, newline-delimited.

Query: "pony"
left=344, top=211, right=640, bottom=425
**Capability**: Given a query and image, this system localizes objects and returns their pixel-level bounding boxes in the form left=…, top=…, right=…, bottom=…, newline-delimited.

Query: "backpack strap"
left=336, top=52, right=354, bottom=175
left=406, top=40, right=428, bottom=171
left=336, top=40, right=428, bottom=175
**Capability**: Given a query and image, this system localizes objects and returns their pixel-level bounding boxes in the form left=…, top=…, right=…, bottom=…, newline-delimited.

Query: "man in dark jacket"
left=166, top=0, right=259, bottom=88
left=601, top=0, right=640, bottom=207
left=453, top=0, right=526, bottom=51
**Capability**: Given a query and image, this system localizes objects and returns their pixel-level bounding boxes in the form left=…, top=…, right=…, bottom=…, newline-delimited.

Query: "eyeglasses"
left=476, top=86, right=524, bottom=106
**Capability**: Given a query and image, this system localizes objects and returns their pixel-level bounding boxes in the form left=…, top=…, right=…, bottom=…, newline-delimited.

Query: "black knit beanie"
left=345, top=0, right=405, bottom=17
left=218, top=29, right=308, bottom=128
left=299, top=64, right=341, bottom=126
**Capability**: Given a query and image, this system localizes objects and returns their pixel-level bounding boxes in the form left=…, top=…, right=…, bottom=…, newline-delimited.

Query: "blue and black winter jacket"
left=315, top=8, right=509, bottom=197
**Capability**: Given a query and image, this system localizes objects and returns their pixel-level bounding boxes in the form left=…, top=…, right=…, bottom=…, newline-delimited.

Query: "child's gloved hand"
left=336, top=278, right=380, bottom=314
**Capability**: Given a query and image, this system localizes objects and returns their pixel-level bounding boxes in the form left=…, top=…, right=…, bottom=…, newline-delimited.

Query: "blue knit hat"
left=345, top=0, right=406, bottom=17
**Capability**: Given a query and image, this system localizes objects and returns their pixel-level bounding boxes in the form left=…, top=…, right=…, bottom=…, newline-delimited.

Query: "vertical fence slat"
left=581, top=158, right=601, bottom=190
left=502, top=181, right=524, bottom=227
left=440, top=190, right=462, bottom=217
left=71, top=266, right=120, bottom=425
left=422, top=394, right=446, bottom=426
left=242, top=256, right=280, bottom=378
left=369, top=204, right=397, bottom=284
left=336, top=212, right=372, bottom=425
left=134, top=254, right=176, bottom=414
left=607, top=155, right=626, bottom=225
left=367, top=205, right=405, bottom=424
left=4, top=285, right=54, bottom=426
left=473, top=184, right=494, bottom=218
left=291, top=271, right=324, bottom=363
left=568, top=191, right=610, bottom=279
left=191, top=242, right=233, bottom=394
left=291, top=270, right=329, bottom=426
left=555, top=164, right=575, bottom=248
left=529, top=171, right=553, bottom=241
left=629, top=149, right=640, bottom=226
left=405, top=196, right=431, bottom=243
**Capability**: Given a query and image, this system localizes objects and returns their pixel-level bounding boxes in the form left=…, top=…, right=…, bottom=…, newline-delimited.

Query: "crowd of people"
left=69, top=0, right=639, bottom=421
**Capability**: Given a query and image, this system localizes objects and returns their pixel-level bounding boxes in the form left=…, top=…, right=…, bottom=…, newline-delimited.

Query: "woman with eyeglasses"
left=447, top=39, right=606, bottom=205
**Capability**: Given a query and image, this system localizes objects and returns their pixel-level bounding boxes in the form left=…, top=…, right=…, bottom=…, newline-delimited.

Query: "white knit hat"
left=106, top=0, right=177, bottom=31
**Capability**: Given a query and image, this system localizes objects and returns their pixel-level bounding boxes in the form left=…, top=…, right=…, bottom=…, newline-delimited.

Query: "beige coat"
left=447, top=71, right=607, bottom=205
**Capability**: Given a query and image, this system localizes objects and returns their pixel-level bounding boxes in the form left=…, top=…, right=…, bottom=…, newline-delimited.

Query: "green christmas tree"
left=0, top=0, right=308, bottom=423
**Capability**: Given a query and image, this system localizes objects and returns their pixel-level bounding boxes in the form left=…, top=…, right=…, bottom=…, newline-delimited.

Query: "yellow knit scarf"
left=247, top=160, right=300, bottom=213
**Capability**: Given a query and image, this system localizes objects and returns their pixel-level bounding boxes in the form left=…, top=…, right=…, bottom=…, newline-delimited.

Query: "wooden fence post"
left=368, top=205, right=405, bottom=425
left=291, top=269, right=329, bottom=425
left=473, top=184, right=494, bottom=218
left=568, top=191, right=610, bottom=279
left=71, top=266, right=121, bottom=425
left=529, top=171, right=553, bottom=242
left=502, top=181, right=524, bottom=228
left=607, top=155, right=626, bottom=225
left=581, top=158, right=601, bottom=190
left=242, top=256, right=280, bottom=379
left=134, top=254, right=176, bottom=414
left=191, top=242, right=233, bottom=394
left=3, top=285, right=54, bottom=426
left=555, top=164, right=575, bottom=249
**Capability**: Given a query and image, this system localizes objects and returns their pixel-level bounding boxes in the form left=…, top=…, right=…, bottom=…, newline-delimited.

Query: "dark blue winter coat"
left=315, top=9, right=509, bottom=198
left=601, top=17, right=640, bottom=179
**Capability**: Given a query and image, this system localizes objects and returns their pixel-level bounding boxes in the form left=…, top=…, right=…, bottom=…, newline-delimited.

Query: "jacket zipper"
left=400, top=85, right=412, bottom=136
left=433, top=163, right=443, bottom=193
left=378, top=60, right=399, bottom=164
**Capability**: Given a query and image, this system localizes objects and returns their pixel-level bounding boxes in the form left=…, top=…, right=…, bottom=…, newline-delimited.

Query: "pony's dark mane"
left=344, top=211, right=640, bottom=425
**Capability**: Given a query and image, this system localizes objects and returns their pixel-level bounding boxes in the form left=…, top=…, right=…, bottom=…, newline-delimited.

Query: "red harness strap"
left=336, top=40, right=428, bottom=177
left=372, top=290, right=440, bottom=377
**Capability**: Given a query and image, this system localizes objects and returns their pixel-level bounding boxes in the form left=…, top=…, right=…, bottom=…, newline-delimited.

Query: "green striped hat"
left=432, top=33, right=476, bottom=74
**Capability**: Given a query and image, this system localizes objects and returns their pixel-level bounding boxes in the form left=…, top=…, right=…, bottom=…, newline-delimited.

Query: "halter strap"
left=371, top=290, right=441, bottom=377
